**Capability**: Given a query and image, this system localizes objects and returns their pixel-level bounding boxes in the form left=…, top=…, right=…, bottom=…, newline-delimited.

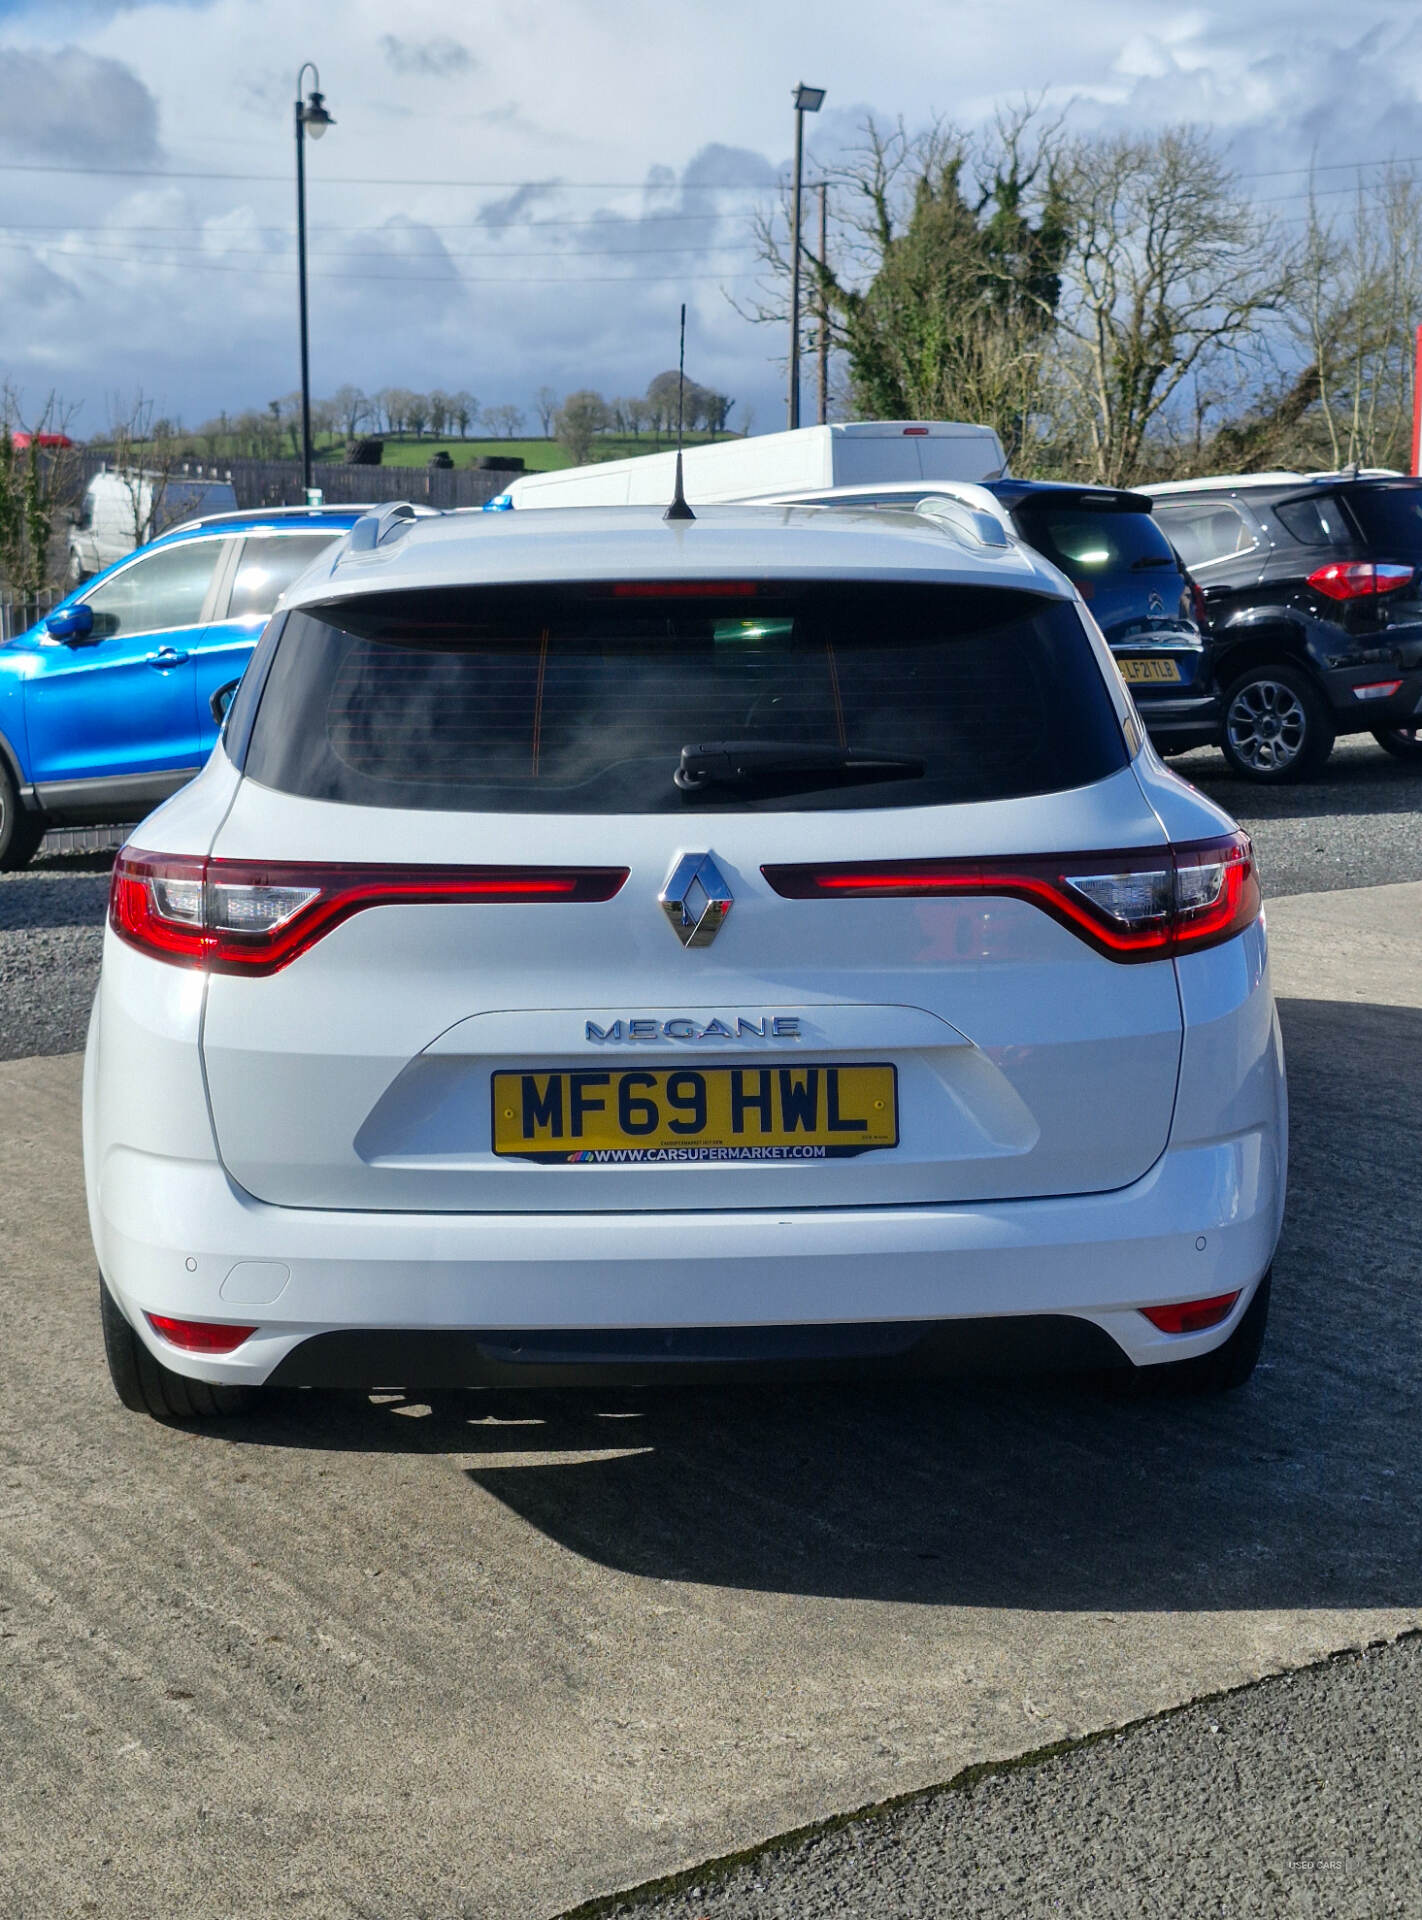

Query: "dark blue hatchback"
left=985, top=480, right=1219, bottom=757
left=0, top=506, right=362, bottom=868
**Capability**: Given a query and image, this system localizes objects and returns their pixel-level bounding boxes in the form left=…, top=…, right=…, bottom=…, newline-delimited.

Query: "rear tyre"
left=1221, top=666, right=1334, bottom=782
left=0, top=762, right=43, bottom=872
left=1371, top=725, right=1422, bottom=763
left=99, top=1276, right=260, bottom=1421
left=1114, top=1271, right=1272, bottom=1398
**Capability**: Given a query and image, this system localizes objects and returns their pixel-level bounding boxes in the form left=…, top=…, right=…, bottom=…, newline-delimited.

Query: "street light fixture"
left=787, top=82, right=825, bottom=431
left=295, top=63, right=335, bottom=501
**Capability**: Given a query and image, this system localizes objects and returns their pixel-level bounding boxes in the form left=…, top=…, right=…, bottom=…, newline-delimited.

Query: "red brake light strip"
left=110, top=854, right=629, bottom=975
left=761, top=834, right=1260, bottom=962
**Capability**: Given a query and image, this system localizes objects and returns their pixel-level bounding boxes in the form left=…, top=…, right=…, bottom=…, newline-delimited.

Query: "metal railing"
left=0, top=586, right=59, bottom=641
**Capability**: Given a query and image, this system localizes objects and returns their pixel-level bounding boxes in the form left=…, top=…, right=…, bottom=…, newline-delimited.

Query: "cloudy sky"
left=2, top=0, right=1422, bottom=438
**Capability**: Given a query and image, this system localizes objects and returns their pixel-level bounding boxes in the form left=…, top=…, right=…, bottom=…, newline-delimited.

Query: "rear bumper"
left=1133, top=691, right=1220, bottom=752
left=91, top=1127, right=1284, bottom=1387
left=1321, top=663, right=1422, bottom=728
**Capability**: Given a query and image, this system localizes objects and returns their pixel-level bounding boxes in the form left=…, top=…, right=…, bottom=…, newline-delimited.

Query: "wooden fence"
left=67, top=452, right=514, bottom=513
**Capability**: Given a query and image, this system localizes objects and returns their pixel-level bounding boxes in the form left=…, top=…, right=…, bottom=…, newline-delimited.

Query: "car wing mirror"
left=44, top=603, right=95, bottom=644
left=210, top=678, right=241, bottom=726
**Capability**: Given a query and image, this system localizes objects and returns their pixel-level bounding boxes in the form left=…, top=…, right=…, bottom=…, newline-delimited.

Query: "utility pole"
left=817, top=181, right=829, bottom=426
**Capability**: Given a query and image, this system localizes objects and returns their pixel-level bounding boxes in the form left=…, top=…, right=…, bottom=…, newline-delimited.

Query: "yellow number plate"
left=1120, top=657, right=1183, bottom=684
left=492, top=1064, right=899, bottom=1163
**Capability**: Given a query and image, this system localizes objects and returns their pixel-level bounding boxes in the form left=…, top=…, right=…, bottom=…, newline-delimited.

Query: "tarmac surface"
left=0, top=749, right=1418, bottom=1918
left=595, top=1637, right=1422, bottom=1919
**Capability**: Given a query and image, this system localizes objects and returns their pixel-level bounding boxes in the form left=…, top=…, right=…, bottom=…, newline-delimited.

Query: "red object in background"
left=9, top=432, right=74, bottom=451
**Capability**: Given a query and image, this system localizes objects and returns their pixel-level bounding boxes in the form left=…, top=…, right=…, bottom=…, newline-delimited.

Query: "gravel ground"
left=0, top=851, right=110, bottom=1062
left=589, top=1636, right=1422, bottom=1920
left=1, top=738, right=1418, bottom=1064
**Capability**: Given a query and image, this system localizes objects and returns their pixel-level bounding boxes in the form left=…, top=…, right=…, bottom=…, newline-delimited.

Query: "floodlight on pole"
left=787, top=82, right=824, bottom=432
left=295, top=62, right=335, bottom=501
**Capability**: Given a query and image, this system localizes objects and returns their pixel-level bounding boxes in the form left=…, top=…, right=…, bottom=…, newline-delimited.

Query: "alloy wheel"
left=1226, top=678, right=1308, bottom=773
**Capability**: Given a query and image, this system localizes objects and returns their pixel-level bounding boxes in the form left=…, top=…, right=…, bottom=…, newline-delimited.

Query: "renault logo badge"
left=660, top=852, right=733, bottom=948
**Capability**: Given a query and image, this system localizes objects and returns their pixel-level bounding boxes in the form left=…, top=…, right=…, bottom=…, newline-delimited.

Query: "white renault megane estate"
left=83, top=496, right=1286, bottom=1420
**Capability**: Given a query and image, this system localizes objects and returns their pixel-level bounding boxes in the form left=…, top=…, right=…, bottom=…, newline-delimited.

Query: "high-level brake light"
left=1307, top=560, right=1414, bottom=600
left=761, top=832, right=1260, bottom=962
left=110, top=853, right=629, bottom=974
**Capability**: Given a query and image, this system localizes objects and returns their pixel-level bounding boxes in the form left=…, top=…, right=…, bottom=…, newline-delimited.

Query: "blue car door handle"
left=146, top=647, right=190, bottom=668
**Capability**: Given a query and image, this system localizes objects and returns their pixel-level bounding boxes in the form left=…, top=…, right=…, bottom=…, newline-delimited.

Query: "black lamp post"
left=295, top=63, right=334, bottom=501
left=787, top=83, right=825, bottom=431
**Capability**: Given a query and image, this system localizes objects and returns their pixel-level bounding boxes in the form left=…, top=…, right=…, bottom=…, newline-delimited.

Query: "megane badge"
left=660, top=852, right=733, bottom=948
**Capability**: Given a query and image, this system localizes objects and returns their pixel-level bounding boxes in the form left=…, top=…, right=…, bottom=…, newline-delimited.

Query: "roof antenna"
left=664, top=301, right=695, bottom=522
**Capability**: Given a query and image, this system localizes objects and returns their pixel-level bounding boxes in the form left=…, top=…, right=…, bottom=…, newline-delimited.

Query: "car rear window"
left=1012, top=508, right=1176, bottom=581
left=1338, top=484, right=1422, bottom=550
left=1272, top=494, right=1351, bottom=549
left=242, top=581, right=1128, bottom=814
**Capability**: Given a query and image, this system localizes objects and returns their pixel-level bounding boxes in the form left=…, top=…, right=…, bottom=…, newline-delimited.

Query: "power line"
left=0, top=237, right=760, bottom=285
left=0, top=210, right=757, bottom=233
left=1236, top=150, right=1422, bottom=180
left=2, top=234, right=758, bottom=262
left=0, top=158, right=776, bottom=189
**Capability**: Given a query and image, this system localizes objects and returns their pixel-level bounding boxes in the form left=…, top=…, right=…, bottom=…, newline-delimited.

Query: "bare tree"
left=485, top=403, right=525, bottom=438
left=451, top=391, right=477, bottom=438
left=376, top=388, right=412, bottom=435
left=622, top=395, right=648, bottom=438
left=104, top=390, right=181, bottom=555
left=331, top=385, right=369, bottom=439
left=1047, top=128, right=1287, bottom=485
left=1288, top=168, right=1422, bottom=472
left=555, top=390, right=609, bottom=463
left=534, top=385, right=559, bottom=436
left=405, top=392, right=430, bottom=438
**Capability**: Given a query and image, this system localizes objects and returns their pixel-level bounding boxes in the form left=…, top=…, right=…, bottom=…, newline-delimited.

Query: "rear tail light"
left=1307, top=560, right=1414, bottom=600
left=761, top=831, right=1260, bottom=962
left=1140, top=1293, right=1239, bottom=1335
left=110, top=852, right=629, bottom=974
left=1187, top=577, right=1208, bottom=628
left=146, top=1314, right=256, bottom=1354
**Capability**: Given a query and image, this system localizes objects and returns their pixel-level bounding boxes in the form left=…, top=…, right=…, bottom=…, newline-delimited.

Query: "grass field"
left=369, top=432, right=732, bottom=472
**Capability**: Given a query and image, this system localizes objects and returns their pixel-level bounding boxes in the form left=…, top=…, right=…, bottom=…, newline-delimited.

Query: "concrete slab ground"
left=0, top=884, right=1418, bottom=1920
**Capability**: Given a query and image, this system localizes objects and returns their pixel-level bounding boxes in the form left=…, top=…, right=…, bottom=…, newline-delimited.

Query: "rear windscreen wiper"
left=675, top=740, right=925, bottom=792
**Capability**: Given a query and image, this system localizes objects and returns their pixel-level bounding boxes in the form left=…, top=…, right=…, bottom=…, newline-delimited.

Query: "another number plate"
left=1120, top=657, right=1183, bottom=684
left=492, top=1064, right=898, bottom=1163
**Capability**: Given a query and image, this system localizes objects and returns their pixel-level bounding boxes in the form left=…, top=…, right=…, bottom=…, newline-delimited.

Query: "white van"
left=68, top=469, right=239, bottom=582
left=486, top=421, right=1009, bottom=511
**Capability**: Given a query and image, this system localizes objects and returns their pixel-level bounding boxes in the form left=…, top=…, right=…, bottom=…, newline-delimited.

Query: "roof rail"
left=346, top=501, right=429, bottom=552
left=910, top=484, right=1013, bottom=548
left=164, top=503, right=373, bottom=537
left=1144, top=472, right=1306, bottom=496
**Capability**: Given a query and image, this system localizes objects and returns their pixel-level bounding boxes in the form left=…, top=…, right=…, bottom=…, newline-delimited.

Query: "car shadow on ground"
left=224, top=993, right=1422, bottom=1613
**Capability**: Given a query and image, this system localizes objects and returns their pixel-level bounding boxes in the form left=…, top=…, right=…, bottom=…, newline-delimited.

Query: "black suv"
left=1148, top=472, right=1422, bottom=781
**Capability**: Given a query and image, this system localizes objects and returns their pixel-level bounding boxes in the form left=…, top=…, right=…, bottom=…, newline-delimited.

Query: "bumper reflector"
left=1351, top=680, right=1403, bottom=701
left=147, top=1313, right=257, bottom=1354
left=1140, top=1292, right=1240, bottom=1336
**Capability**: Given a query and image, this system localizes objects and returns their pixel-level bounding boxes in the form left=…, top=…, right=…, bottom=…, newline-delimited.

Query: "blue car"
left=0, top=507, right=363, bottom=868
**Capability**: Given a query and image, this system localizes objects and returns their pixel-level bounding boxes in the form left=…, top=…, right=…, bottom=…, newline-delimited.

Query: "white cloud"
left=1, top=0, right=1421, bottom=431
